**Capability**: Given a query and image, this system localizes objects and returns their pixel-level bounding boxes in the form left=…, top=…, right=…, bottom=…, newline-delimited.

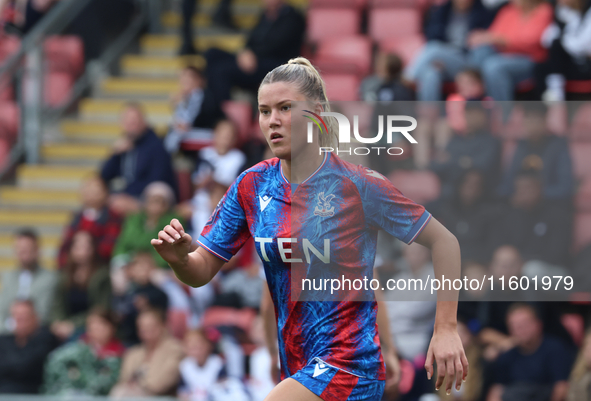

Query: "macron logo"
left=259, top=195, right=272, bottom=212
left=313, top=362, right=329, bottom=378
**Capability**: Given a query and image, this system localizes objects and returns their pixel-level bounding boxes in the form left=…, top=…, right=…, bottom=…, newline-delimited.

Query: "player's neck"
left=281, top=151, right=325, bottom=184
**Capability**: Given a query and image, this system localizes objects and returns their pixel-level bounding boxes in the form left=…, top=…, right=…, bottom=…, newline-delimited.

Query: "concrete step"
left=0, top=209, right=71, bottom=227
left=140, top=34, right=245, bottom=56
left=79, top=98, right=172, bottom=120
left=161, top=11, right=258, bottom=31
left=61, top=120, right=168, bottom=142
left=100, top=77, right=179, bottom=97
left=0, top=188, right=79, bottom=210
left=121, top=55, right=205, bottom=78
left=0, top=256, right=57, bottom=271
left=42, top=143, right=111, bottom=163
left=17, top=165, right=96, bottom=190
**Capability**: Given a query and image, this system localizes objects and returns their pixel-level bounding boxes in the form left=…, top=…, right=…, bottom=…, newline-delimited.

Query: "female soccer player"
left=152, top=58, right=468, bottom=401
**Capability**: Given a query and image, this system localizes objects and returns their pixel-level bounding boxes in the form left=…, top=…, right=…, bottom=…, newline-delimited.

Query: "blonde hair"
left=570, top=329, right=591, bottom=382
left=259, top=57, right=338, bottom=148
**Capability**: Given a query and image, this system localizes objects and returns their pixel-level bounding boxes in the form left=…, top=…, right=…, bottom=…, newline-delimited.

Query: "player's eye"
left=282, top=104, right=291, bottom=112
left=259, top=109, right=270, bottom=116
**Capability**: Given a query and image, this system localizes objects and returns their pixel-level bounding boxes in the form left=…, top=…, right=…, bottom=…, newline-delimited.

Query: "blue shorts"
left=290, top=358, right=385, bottom=401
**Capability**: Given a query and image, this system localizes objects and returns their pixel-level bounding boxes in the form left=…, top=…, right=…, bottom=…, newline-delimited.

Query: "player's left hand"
left=424, top=325, right=469, bottom=395
left=383, top=348, right=401, bottom=391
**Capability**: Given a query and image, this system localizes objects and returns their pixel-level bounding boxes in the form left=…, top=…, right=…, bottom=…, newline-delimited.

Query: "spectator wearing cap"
left=0, top=228, right=58, bottom=333
left=0, top=300, right=59, bottom=394
left=57, top=175, right=122, bottom=270
left=111, top=182, right=181, bottom=270
left=100, top=103, right=178, bottom=215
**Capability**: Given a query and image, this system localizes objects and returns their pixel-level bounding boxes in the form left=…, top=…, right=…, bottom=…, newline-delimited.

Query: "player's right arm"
left=151, top=218, right=225, bottom=287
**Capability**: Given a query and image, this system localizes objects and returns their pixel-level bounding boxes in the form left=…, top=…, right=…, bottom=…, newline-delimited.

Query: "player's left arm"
left=414, top=217, right=469, bottom=395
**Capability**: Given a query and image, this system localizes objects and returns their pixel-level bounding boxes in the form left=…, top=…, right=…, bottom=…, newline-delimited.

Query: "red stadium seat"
left=310, top=0, right=367, bottom=9
left=323, top=73, right=360, bottom=101
left=222, top=100, right=252, bottom=143
left=44, top=71, right=74, bottom=108
left=379, top=35, right=425, bottom=67
left=0, top=101, right=19, bottom=142
left=570, top=103, right=591, bottom=142
left=370, top=0, right=430, bottom=10
left=202, top=306, right=257, bottom=334
left=167, top=309, right=188, bottom=340
left=307, top=8, right=361, bottom=44
left=0, top=35, right=20, bottom=62
left=314, top=36, right=372, bottom=77
left=44, top=35, right=85, bottom=78
left=368, top=8, right=422, bottom=42
left=570, top=142, right=591, bottom=180
left=566, top=80, right=591, bottom=94
left=0, top=137, right=9, bottom=171
left=388, top=170, right=441, bottom=204
left=573, top=212, right=591, bottom=252
left=176, top=169, right=193, bottom=203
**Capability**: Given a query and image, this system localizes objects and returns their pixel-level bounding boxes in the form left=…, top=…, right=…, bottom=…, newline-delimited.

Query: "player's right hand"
left=151, top=219, right=192, bottom=269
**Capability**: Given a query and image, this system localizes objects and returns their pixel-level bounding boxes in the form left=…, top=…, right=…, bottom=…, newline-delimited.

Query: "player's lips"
left=270, top=132, right=283, bottom=144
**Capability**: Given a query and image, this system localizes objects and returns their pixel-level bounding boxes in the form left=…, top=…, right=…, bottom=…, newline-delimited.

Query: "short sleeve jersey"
left=198, top=153, right=431, bottom=380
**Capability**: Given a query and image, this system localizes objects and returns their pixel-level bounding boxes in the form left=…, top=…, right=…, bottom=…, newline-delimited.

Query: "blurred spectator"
left=360, top=51, right=390, bottom=102
left=182, top=119, right=245, bottom=237
left=373, top=53, right=415, bottom=102
left=437, top=170, right=499, bottom=263
left=404, top=0, right=498, bottom=101
left=100, top=103, right=178, bottom=215
left=113, top=252, right=169, bottom=346
left=164, top=66, right=225, bottom=154
left=57, top=175, right=122, bottom=270
left=567, top=328, right=591, bottom=401
left=42, top=308, right=124, bottom=396
left=490, top=171, right=572, bottom=269
left=452, top=68, right=489, bottom=100
left=487, top=303, right=574, bottom=401
left=110, top=309, right=184, bottom=397
left=497, top=103, right=574, bottom=201
left=3, top=0, right=60, bottom=34
left=0, top=300, right=59, bottom=394
left=111, top=181, right=180, bottom=269
left=431, top=102, right=501, bottom=199
left=468, top=0, right=553, bottom=101
left=177, top=329, right=225, bottom=401
left=247, top=316, right=275, bottom=401
left=216, top=260, right=263, bottom=310
left=204, top=0, right=305, bottom=103
left=50, top=231, right=112, bottom=342
left=537, top=0, right=591, bottom=101
left=179, top=0, right=235, bottom=55
left=0, top=228, right=58, bottom=333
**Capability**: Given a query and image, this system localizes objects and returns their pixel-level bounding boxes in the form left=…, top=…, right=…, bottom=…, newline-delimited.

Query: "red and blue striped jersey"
left=198, top=153, right=431, bottom=380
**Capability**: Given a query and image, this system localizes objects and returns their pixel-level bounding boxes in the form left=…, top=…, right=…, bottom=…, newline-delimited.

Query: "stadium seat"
left=176, top=170, right=193, bottom=203
left=167, top=309, right=188, bottom=340
left=379, top=35, right=425, bottom=67
left=310, top=0, right=367, bottom=9
left=570, top=142, right=591, bottom=180
left=44, top=35, right=85, bottom=78
left=0, top=35, right=20, bottom=63
left=0, top=137, right=9, bottom=171
left=573, top=212, right=591, bottom=252
left=570, top=103, right=591, bottom=142
left=323, top=73, right=360, bottom=101
left=0, top=101, right=19, bottom=142
left=368, top=8, right=422, bottom=42
left=388, top=170, right=441, bottom=204
left=307, top=8, right=361, bottom=44
left=222, top=100, right=252, bottom=143
left=202, top=306, right=257, bottom=334
left=370, top=0, right=430, bottom=10
left=566, top=80, right=591, bottom=94
left=314, top=35, right=372, bottom=77
left=44, top=71, right=74, bottom=108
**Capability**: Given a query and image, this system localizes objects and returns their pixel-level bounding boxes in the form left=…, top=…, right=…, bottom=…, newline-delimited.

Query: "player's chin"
left=270, top=145, right=291, bottom=160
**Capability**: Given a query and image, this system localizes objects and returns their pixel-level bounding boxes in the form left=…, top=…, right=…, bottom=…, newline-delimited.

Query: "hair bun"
left=287, top=57, right=314, bottom=69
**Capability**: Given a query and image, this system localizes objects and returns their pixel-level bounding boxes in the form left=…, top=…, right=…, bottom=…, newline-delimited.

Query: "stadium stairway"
left=0, top=0, right=308, bottom=271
